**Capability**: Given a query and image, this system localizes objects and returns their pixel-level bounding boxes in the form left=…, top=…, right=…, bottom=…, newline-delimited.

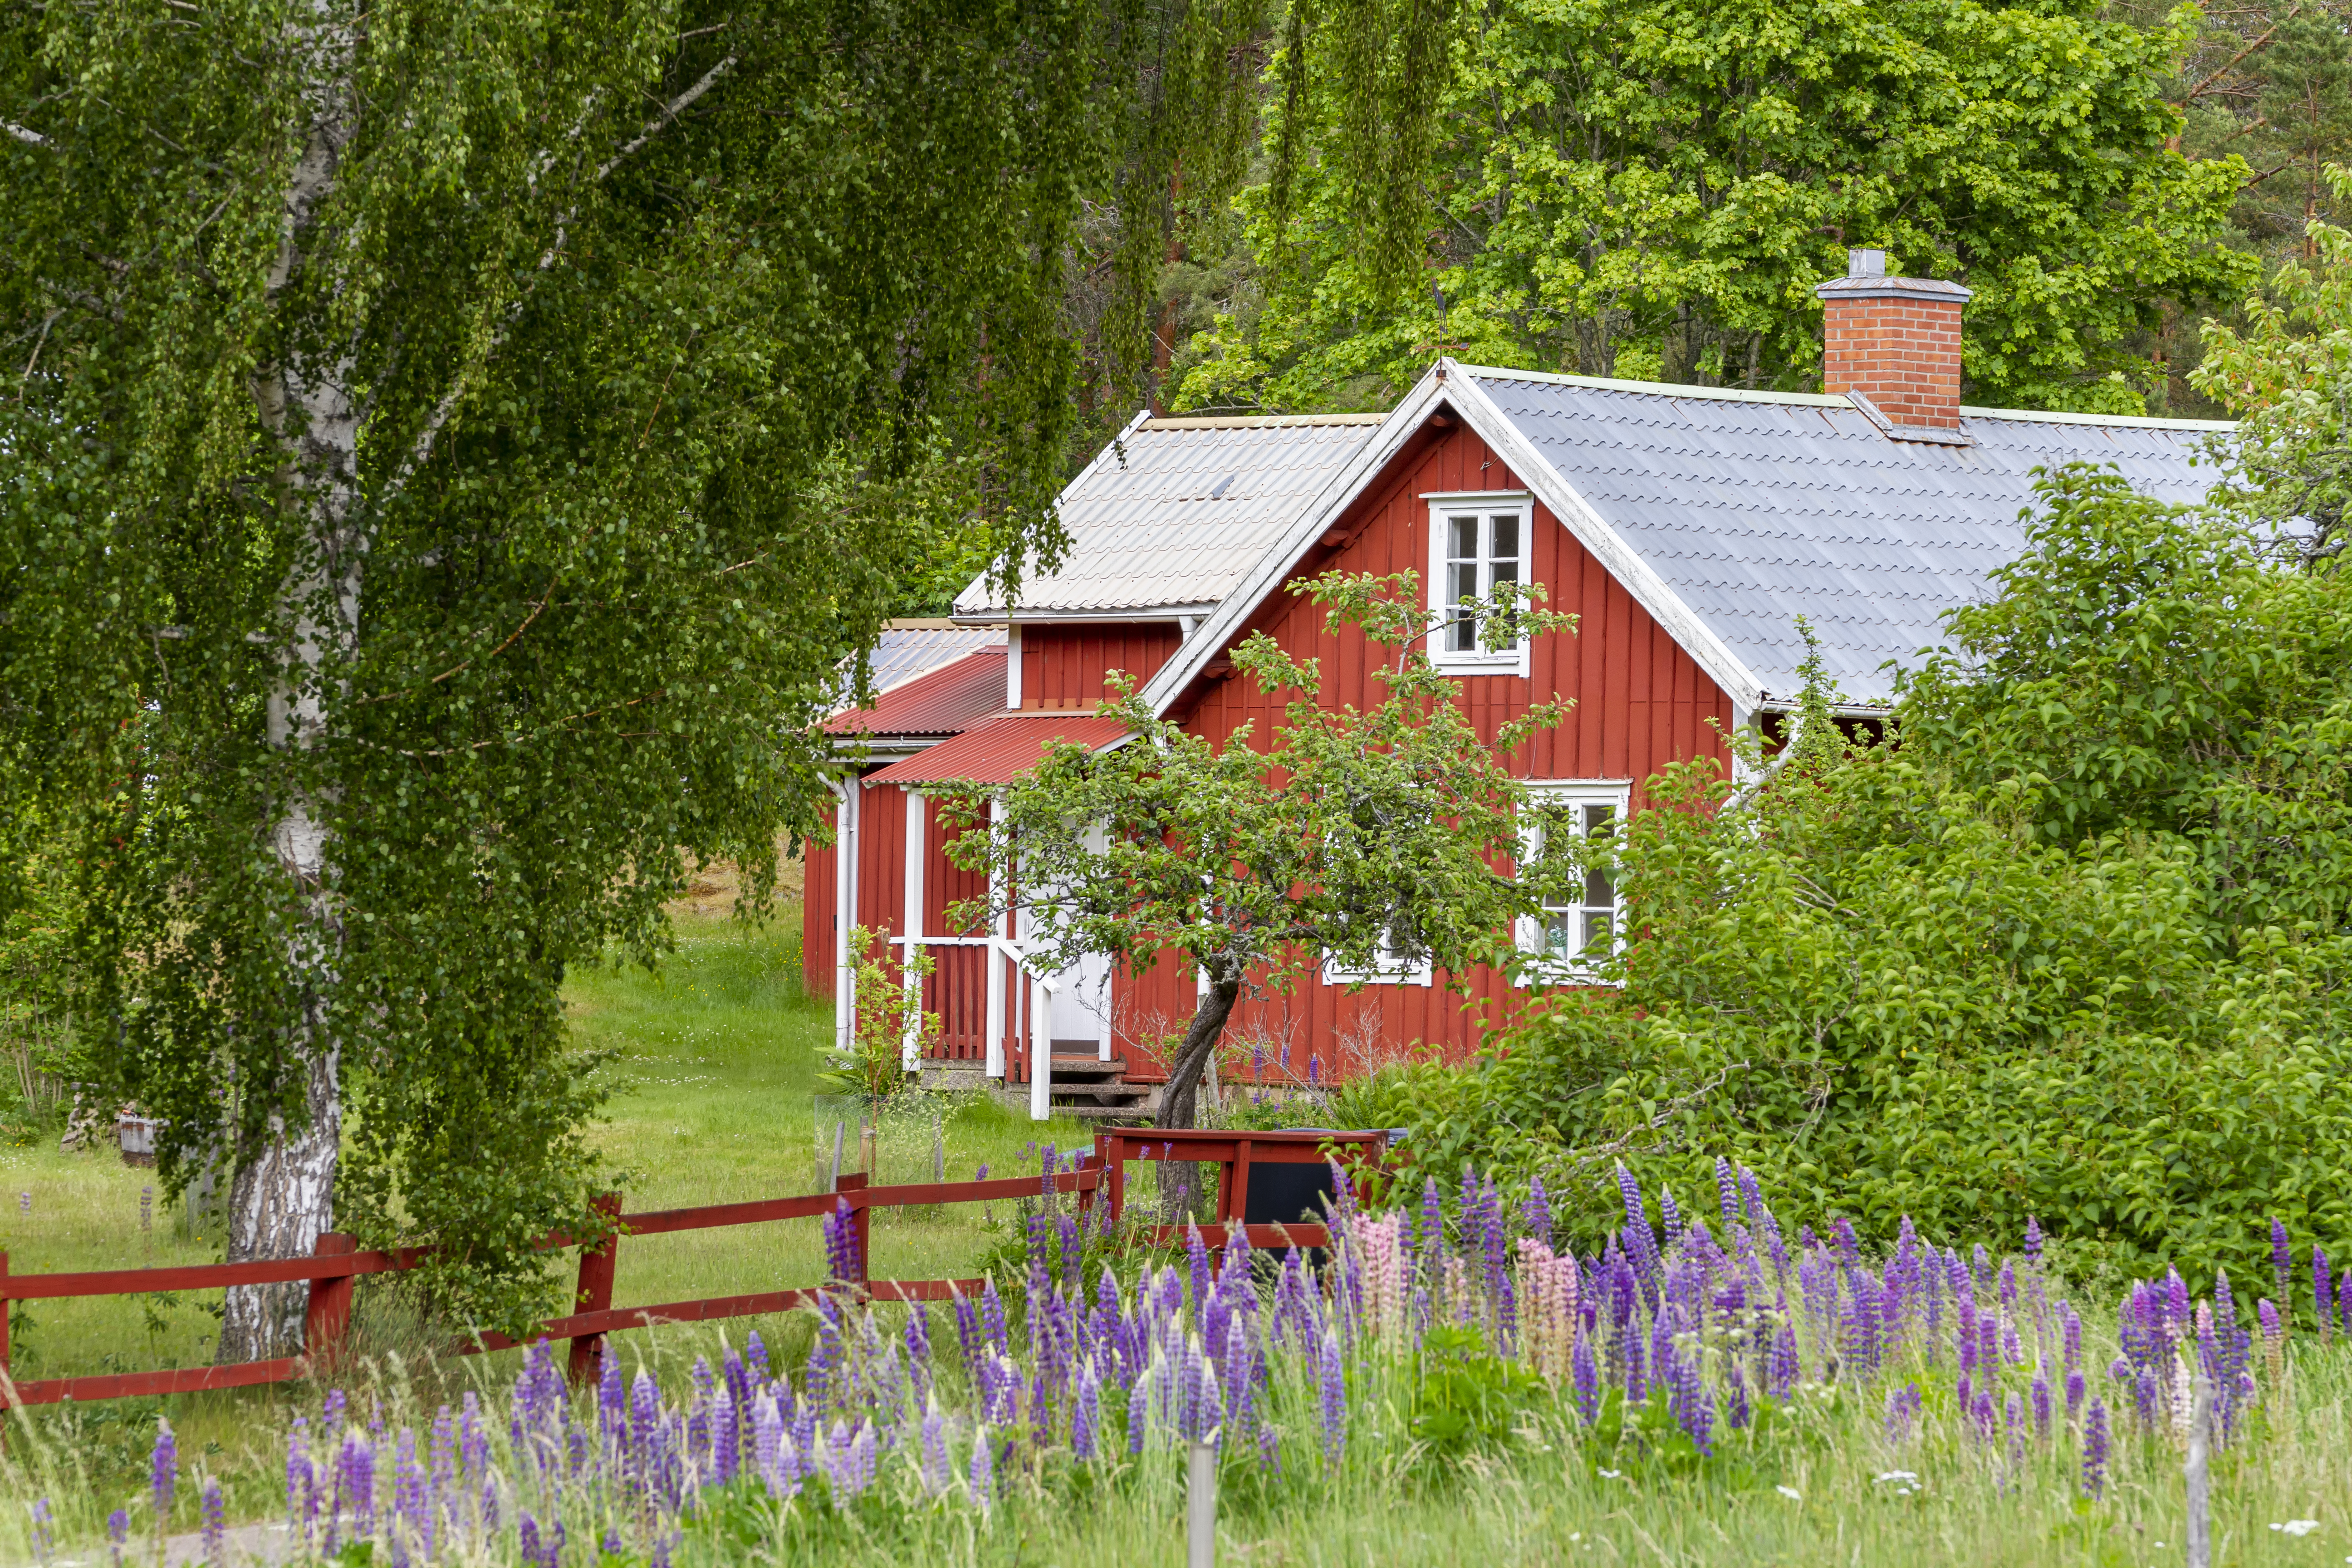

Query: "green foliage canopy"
left=1341, top=473, right=2352, bottom=1285
left=1179, top=0, right=2259, bottom=414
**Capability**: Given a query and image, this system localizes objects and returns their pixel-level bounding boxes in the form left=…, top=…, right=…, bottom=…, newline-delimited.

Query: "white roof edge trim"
left=1445, top=372, right=1766, bottom=712
left=1140, top=412, right=1389, bottom=428
left=1142, top=371, right=1457, bottom=715
left=1953, top=405, right=2235, bottom=433
left=952, top=606, right=1219, bottom=625
left=1142, top=361, right=1767, bottom=716
left=1457, top=365, right=1853, bottom=408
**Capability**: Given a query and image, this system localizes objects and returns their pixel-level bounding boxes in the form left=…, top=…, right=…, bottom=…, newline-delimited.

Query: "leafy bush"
left=1341, top=467, right=2352, bottom=1285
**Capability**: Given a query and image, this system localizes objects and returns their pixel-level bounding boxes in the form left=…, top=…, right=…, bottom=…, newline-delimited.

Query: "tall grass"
left=5, top=1155, right=2348, bottom=1566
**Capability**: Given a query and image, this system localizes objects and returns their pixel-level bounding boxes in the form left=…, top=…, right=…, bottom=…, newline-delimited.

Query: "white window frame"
left=1423, top=491, right=1534, bottom=676
left=1322, top=919, right=1434, bottom=988
left=1516, top=781, right=1631, bottom=985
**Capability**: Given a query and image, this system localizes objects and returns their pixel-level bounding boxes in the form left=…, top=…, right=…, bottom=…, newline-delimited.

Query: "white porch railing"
left=892, top=934, right=1069, bottom=1121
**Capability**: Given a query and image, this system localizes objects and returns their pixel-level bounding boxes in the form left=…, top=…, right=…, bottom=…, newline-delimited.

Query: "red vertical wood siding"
left=1021, top=623, right=1183, bottom=709
left=802, top=834, right=837, bottom=997
left=1111, top=419, right=1735, bottom=1073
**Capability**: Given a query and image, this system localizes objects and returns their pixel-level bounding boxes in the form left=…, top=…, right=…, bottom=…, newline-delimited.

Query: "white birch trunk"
left=220, top=0, right=362, bottom=1364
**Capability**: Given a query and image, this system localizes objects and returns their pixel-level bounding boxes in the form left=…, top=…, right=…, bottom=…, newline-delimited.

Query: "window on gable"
left=1519, top=785, right=1629, bottom=981
left=1323, top=913, right=1434, bottom=987
left=1425, top=494, right=1533, bottom=672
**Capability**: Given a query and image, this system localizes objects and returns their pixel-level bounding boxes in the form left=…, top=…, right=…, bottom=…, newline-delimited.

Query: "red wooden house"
left=806, top=251, right=2229, bottom=1119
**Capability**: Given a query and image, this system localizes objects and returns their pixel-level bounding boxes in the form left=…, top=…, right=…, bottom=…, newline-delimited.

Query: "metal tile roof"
left=863, top=713, right=1132, bottom=787
left=836, top=624, right=1006, bottom=710
left=824, top=648, right=1007, bottom=739
left=1471, top=372, right=2229, bottom=704
left=954, top=414, right=1386, bottom=618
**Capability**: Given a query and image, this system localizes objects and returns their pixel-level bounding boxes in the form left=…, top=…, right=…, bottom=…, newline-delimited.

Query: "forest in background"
left=1026, top=0, right=2352, bottom=439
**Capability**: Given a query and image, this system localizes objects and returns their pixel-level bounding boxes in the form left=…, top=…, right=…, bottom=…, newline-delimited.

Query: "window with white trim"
left=1426, top=494, right=1531, bottom=673
left=1322, top=916, right=1434, bottom=987
left=1519, top=784, right=1630, bottom=980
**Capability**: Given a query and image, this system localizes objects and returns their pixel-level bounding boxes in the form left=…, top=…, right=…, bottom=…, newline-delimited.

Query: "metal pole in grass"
left=2185, top=1371, right=2214, bottom=1568
left=829, top=1119, right=844, bottom=1193
left=1186, top=1433, right=1218, bottom=1568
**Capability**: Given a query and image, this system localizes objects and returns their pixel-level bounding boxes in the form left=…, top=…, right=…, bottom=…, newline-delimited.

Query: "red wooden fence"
left=0, top=1128, right=1388, bottom=1411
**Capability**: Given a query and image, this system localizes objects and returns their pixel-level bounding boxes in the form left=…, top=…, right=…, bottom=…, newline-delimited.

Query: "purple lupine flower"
left=981, top=1278, right=1010, bottom=1357
left=29, top=1498, right=52, bottom=1565
left=920, top=1408, right=951, bottom=1494
left=2081, top=1400, right=2109, bottom=1496
left=1883, top=1382, right=1919, bottom=1444
left=1662, top=1332, right=1713, bottom=1455
left=392, top=1428, right=427, bottom=1563
left=2031, top=1366, right=2051, bottom=1437
left=1074, top=1362, right=1102, bottom=1460
left=2062, top=1300, right=2081, bottom=1373
left=1724, top=1359, right=1752, bottom=1431
left=341, top=1433, right=374, bottom=1538
left=745, top=1329, right=770, bottom=1384
left=1571, top=1322, right=1600, bottom=1423
left=1128, top=1366, right=1152, bottom=1455
left=1186, top=1224, right=1212, bottom=1321
left=1659, top=1187, right=1684, bottom=1250
left=825, top=1198, right=860, bottom=1282
left=519, top=1516, right=542, bottom=1568
left=598, top=1345, right=625, bottom=1433
left=2065, top=1365, right=2085, bottom=1421
left=461, top=1391, right=488, bottom=1480
left=150, top=1419, right=179, bottom=1524
left=2272, top=1218, right=2293, bottom=1304
left=1767, top=1315, right=1799, bottom=1399
left=2024, top=1215, right=2043, bottom=1263
left=2338, top=1272, right=2352, bottom=1341
left=1318, top=1329, right=1346, bottom=1465
left=968, top=1425, right=995, bottom=1509
left=106, top=1509, right=128, bottom=1568
left=285, top=1419, right=310, bottom=1529
left=1997, top=1259, right=2017, bottom=1313
left=1524, top=1176, right=1553, bottom=1250
left=1617, top=1165, right=1661, bottom=1290
left=2315, top=1246, right=2334, bottom=1339
left=1715, top=1156, right=1741, bottom=1229
left=712, top=1380, right=738, bottom=1485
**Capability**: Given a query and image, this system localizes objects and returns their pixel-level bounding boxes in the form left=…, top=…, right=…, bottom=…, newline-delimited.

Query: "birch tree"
left=0, top=0, right=1127, bottom=1352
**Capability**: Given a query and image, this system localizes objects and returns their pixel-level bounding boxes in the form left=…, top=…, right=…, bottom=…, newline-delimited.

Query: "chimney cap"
left=1848, top=248, right=1886, bottom=277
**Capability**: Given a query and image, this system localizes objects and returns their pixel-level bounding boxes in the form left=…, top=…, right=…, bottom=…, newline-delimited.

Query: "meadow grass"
left=0, top=907, right=1105, bottom=1515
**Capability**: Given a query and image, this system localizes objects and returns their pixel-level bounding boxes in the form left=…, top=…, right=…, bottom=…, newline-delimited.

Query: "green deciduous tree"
left=940, top=571, right=1573, bottom=1129
left=1339, top=470, right=2352, bottom=1284
left=1177, top=0, right=2259, bottom=415
left=0, top=0, right=1343, bottom=1350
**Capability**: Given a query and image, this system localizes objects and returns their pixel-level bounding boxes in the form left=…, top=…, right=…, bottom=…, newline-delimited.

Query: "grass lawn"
left=0, top=904, right=1106, bottom=1513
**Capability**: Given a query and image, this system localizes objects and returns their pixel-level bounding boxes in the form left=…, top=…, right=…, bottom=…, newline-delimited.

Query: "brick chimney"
left=1816, top=249, right=1972, bottom=432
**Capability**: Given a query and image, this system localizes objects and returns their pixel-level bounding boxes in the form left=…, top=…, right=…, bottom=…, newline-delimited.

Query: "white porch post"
left=1029, top=972, right=1052, bottom=1122
left=837, top=782, right=859, bottom=1051
left=984, top=794, right=1007, bottom=1079
left=901, top=788, right=926, bottom=1072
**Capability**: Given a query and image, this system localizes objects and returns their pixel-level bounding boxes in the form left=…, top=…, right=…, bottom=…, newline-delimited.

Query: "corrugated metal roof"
left=824, top=648, right=1007, bottom=738
left=834, top=624, right=1006, bottom=711
left=954, top=414, right=1385, bottom=617
left=1471, top=373, right=2228, bottom=705
left=863, top=713, right=1132, bottom=787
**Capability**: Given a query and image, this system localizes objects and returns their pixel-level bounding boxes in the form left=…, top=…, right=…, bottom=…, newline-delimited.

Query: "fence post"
left=836, top=1171, right=871, bottom=1295
left=567, top=1193, right=624, bottom=1386
left=303, top=1232, right=357, bottom=1372
left=0, top=1250, right=11, bottom=1401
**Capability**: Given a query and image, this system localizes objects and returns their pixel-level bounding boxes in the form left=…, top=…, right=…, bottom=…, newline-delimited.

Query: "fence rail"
left=0, top=1127, right=1391, bottom=1412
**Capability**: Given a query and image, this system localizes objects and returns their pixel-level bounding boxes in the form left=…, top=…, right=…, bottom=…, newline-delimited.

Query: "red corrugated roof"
left=863, top=713, right=1132, bottom=787
left=824, top=649, right=1007, bottom=738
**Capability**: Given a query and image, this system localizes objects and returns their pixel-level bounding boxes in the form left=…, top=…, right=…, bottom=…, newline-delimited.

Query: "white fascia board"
left=1142, top=370, right=1457, bottom=715
left=1445, top=372, right=1766, bottom=713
